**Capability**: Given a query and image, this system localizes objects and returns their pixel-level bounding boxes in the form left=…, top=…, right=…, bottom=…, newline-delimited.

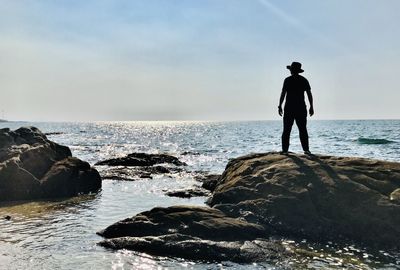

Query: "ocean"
left=0, top=120, right=399, bottom=269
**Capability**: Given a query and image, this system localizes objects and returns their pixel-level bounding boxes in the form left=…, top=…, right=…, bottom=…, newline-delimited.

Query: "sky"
left=1, top=0, right=399, bottom=121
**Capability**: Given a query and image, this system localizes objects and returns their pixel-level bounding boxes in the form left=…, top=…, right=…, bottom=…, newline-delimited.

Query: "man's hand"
left=309, top=106, right=314, bottom=117
left=278, top=106, right=283, bottom=116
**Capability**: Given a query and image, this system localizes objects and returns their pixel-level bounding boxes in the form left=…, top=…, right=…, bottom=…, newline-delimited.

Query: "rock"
left=181, top=151, right=201, bottom=156
left=97, top=165, right=183, bottom=181
left=99, top=234, right=288, bottom=263
left=4, top=215, right=11, bottom=220
left=44, top=132, right=64, bottom=136
left=165, top=187, right=210, bottom=198
left=208, top=152, right=400, bottom=249
left=41, top=157, right=102, bottom=197
left=98, top=205, right=267, bottom=240
left=97, top=205, right=285, bottom=262
left=95, top=153, right=187, bottom=167
left=195, top=174, right=221, bottom=192
left=390, top=188, right=400, bottom=203
left=0, top=127, right=101, bottom=201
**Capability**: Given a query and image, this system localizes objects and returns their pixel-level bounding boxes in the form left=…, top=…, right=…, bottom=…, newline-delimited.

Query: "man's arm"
left=278, top=80, right=287, bottom=116
left=278, top=90, right=286, bottom=116
left=306, top=88, right=314, bottom=116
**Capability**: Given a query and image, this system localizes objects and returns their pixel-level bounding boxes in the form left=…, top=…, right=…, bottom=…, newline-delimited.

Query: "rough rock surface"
left=98, top=205, right=266, bottom=240
left=208, top=152, right=400, bottom=249
left=196, top=174, right=221, bottom=192
left=95, top=153, right=187, bottom=167
left=98, top=205, right=288, bottom=262
left=0, top=127, right=101, bottom=201
left=99, top=234, right=287, bottom=263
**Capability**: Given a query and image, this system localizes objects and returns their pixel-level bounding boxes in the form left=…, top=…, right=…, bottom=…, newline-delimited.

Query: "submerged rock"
left=95, top=152, right=187, bottom=181
left=95, top=153, right=187, bottom=167
left=97, top=165, right=182, bottom=181
left=208, top=152, right=400, bottom=249
left=44, top=132, right=64, bottom=136
left=0, top=127, right=101, bottom=201
left=97, top=205, right=287, bottom=262
left=165, top=187, right=210, bottom=198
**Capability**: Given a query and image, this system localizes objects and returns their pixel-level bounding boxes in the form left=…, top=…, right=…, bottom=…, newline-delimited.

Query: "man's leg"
left=295, top=113, right=309, bottom=152
left=282, top=113, right=295, bottom=152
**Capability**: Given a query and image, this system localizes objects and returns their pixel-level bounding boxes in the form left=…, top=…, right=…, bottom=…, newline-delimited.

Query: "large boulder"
left=0, top=127, right=101, bottom=201
left=208, top=152, right=400, bottom=249
left=98, top=205, right=288, bottom=262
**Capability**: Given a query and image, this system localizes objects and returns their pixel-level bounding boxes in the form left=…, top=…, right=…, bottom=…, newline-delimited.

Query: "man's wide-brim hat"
left=287, top=62, right=304, bottom=73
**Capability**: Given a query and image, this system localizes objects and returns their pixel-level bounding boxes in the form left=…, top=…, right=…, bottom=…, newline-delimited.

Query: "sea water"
left=0, top=120, right=399, bottom=269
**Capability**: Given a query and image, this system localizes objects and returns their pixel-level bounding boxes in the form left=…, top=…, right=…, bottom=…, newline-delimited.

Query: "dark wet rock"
left=97, top=165, right=183, bottom=181
left=99, top=234, right=288, bottom=263
left=97, top=205, right=287, bottom=262
left=208, top=152, right=400, bottom=249
left=0, top=127, right=101, bottom=201
left=44, top=132, right=64, bottom=136
left=4, top=215, right=11, bottom=220
left=181, top=151, right=201, bottom=156
left=195, top=174, right=221, bottom=192
left=165, top=187, right=210, bottom=198
left=95, top=153, right=187, bottom=167
left=98, top=205, right=267, bottom=240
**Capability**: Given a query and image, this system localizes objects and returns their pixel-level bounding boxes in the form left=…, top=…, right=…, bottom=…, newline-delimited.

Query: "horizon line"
left=2, top=118, right=400, bottom=123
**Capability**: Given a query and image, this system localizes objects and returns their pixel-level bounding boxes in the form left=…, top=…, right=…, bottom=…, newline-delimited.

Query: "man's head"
left=287, top=62, right=304, bottom=74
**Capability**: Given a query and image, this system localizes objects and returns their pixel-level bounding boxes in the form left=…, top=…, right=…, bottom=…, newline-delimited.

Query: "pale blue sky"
left=1, top=0, right=399, bottom=121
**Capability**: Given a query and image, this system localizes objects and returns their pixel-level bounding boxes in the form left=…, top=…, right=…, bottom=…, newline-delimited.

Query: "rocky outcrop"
left=98, top=152, right=400, bottom=261
left=208, top=152, right=400, bottom=249
left=0, top=127, right=101, bottom=201
left=98, top=205, right=288, bottom=262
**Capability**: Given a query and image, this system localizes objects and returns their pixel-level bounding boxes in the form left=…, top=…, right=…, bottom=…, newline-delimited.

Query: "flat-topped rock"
left=97, top=205, right=290, bottom=262
left=208, top=152, right=400, bottom=248
left=0, top=127, right=101, bottom=201
left=98, top=205, right=266, bottom=240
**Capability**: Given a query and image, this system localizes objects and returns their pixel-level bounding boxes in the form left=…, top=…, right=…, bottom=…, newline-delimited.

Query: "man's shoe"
left=304, top=150, right=312, bottom=155
left=280, top=151, right=288, bottom=155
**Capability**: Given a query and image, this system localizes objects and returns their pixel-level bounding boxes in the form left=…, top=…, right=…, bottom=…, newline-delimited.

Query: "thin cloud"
left=257, top=0, right=347, bottom=53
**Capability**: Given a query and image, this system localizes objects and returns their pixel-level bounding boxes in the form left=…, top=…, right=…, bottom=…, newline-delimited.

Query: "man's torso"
left=283, top=75, right=310, bottom=112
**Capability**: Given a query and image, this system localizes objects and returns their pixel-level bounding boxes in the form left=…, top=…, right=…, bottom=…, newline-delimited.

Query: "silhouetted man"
left=278, top=62, right=314, bottom=154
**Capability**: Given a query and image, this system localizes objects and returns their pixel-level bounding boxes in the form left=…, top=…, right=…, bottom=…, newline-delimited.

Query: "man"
left=278, top=61, right=314, bottom=154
